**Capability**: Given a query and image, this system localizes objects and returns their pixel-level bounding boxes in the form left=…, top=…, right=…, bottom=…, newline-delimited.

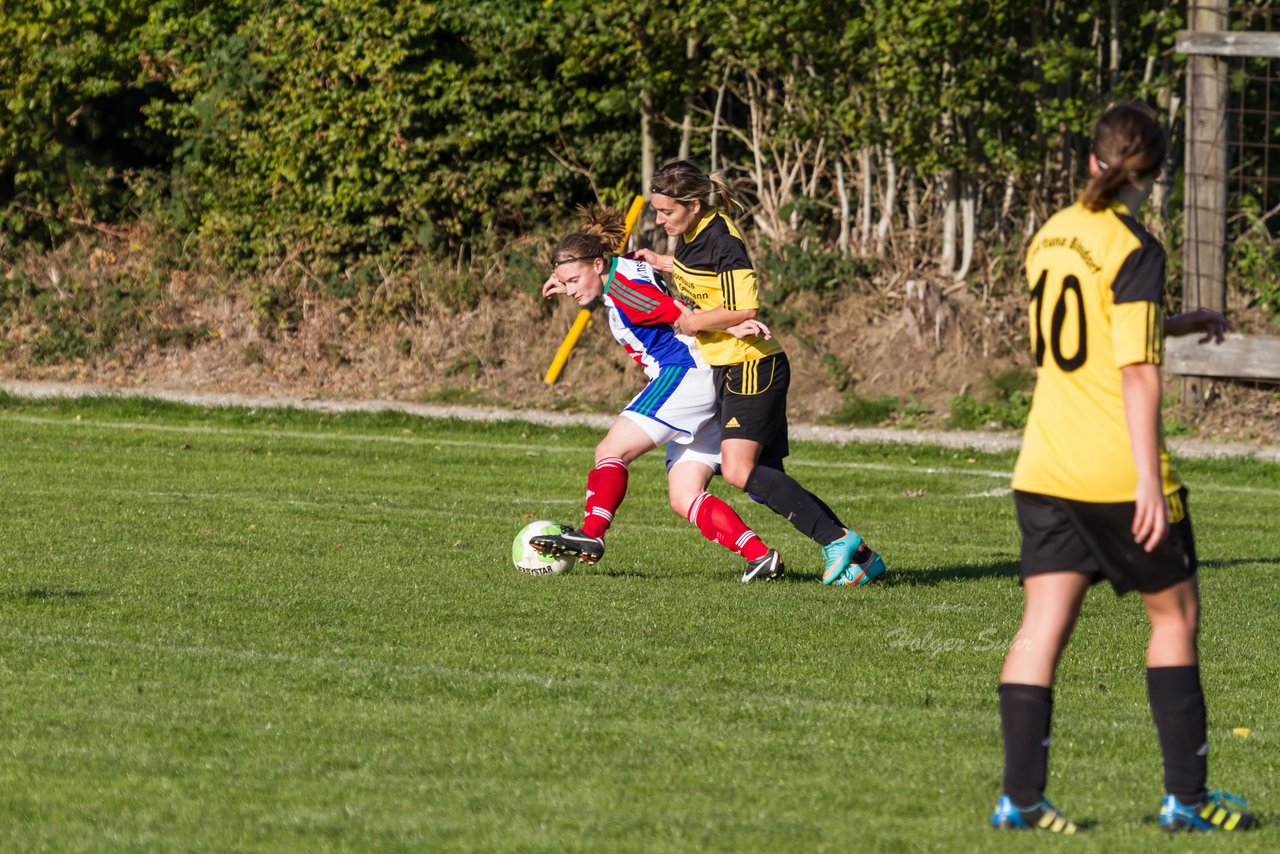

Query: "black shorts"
left=714, top=351, right=790, bottom=463
left=1015, top=487, right=1197, bottom=595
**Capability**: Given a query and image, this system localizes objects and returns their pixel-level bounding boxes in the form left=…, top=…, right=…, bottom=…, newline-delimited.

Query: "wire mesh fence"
left=1173, top=3, right=1280, bottom=391
left=1183, top=3, right=1280, bottom=308
left=1227, top=5, right=1280, bottom=225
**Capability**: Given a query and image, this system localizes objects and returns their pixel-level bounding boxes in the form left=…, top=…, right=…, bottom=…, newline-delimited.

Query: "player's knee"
left=667, top=477, right=704, bottom=517
left=1143, top=584, right=1200, bottom=635
left=721, top=464, right=750, bottom=490
left=594, top=440, right=623, bottom=464
left=1018, top=610, right=1075, bottom=648
left=1151, top=608, right=1200, bottom=639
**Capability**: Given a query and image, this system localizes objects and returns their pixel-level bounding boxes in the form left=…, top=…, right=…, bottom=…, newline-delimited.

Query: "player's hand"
left=542, top=274, right=565, bottom=299
left=1193, top=309, right=1234, bottom=344
left=632, top=248, right=674, bottom=273
left=673, top=304, right=698, bottom=336
left=1131, top=479, right=1169, bottom=553
left=1166, top=309, right=1235, bottom=344
left=726, top=318, right=771, bottom=340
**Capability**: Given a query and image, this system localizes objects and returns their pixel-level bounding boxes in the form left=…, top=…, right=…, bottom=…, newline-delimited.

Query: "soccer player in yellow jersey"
left=991, top=103, right=1257, bottom=834
left=635, top=160, right=885, bottom=586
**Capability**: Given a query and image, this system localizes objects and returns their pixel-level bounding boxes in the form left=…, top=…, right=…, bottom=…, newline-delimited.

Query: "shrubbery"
left=2, top=1, right=651, bottom=269
left=1, top=0, right=1275, bottom=331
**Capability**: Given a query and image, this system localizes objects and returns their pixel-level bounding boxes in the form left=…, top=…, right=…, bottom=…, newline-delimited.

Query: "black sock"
left=999, top=683, right=1053, bottom=807
left=806, top=488, right=848, bottom=537
left=1148, top=665, right=1208, bottom=804
left=743, top=464, right=844, bottom=545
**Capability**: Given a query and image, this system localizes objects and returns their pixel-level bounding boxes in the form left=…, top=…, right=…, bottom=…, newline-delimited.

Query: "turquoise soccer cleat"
left=839, top=545, right=886, bottom=586
left=821, top=529, right=862, bottom=585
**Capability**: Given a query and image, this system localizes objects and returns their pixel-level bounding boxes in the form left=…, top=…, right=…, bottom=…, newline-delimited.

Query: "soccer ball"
left=511, top=520, right=577, bottom=576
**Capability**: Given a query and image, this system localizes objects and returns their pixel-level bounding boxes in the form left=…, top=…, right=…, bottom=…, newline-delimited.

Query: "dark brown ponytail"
left=1081, top=103, right=1167, bottom=212
left=551, top=205, right=626, bottom=266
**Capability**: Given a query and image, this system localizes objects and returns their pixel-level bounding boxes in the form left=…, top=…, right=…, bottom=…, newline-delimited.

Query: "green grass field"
left=0, top=392, right=1276, bottom=852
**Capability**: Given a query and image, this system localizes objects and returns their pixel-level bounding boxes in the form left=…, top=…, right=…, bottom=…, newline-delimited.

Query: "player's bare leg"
left=1000, top=571, right=1091, bottom=687
left=718, top=437, right=761, bottom=491
left=1142, top=577, right=1199, bottom=667
left=669, top=460, right=782, bottom=582
left=531, top=417, right=656, bottom=564
left=992, top=571, right=1090, bottom=832
left=666, top=459, right=714, bottom=518
left=594, top=416, right=658, bottom=466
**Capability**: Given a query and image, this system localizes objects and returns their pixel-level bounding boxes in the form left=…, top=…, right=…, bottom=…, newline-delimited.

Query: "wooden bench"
left=1165, top=333, right=1280, bottom=381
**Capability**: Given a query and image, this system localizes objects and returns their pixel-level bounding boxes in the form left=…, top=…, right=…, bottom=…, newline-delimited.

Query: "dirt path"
left=3, top=379, right=1276, bottom=462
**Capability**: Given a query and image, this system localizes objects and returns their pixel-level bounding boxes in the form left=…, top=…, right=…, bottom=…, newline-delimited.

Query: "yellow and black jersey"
left=670, top=211, right=782, bottom=366
left=1012, top=200, right=1181, bottom=502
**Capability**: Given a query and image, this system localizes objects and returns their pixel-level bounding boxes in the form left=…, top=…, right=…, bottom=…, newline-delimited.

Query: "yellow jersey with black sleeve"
left=1012, top=200, right=1181, bottom=503
left=670, top=211, right=783, bottom=366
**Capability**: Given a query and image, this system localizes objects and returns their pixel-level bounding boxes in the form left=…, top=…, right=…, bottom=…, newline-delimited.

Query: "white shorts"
left=619, top=365, right=721, bottom=469
left=665, top=418, right=722, bottom=471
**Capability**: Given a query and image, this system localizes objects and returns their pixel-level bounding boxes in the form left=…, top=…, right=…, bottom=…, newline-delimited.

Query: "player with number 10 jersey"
left=1012, top=186, right=1177, bottom=502
left=992, top=103, right=1255, bottom=836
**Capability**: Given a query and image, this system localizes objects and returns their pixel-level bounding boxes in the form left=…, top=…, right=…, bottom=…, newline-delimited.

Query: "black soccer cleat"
left=1160, top=791, right=1258, bottom=832
left=990, top=795, right=1080, bottom=834
left=530, top=528, right=606, bottom=564
left=741, top=549, right=785, bottom=583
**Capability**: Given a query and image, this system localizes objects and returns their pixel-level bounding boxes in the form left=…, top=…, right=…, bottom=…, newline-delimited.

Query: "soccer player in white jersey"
left=532, top=206, right=784, bottom=583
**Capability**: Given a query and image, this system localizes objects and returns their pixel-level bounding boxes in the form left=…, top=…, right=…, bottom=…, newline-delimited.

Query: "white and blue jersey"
left=603, top=256, right=704, bottom=376
left=603, top=257, right=720, bottom=457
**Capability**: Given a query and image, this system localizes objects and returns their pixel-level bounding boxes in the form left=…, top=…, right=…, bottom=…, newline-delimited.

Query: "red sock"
left=688, top=492, right=768, bottom=560
left=581, top=457, right=628, bottom=538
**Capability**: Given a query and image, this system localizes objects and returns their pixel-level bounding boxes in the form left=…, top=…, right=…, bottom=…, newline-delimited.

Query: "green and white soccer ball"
left=512, top=520, right=576, bottom=576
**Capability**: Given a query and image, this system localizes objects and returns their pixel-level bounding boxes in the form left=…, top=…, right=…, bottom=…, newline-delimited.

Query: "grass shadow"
left=871, top=560, right=1022, bottom=587
left=590, top=567, right=665, bottom=580
left=877, top=556, right=1280, bottom=589
left=20, top=589, right=101, bottom=601
left=1200, top=557, right=1280, bottom=570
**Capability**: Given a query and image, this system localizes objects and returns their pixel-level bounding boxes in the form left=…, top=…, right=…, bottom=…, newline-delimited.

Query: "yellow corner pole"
left=542, top=306, right=592, bottom=385
left=619, top=193, right=647, bottom=248
left=543, top=194, right=647, bottom=385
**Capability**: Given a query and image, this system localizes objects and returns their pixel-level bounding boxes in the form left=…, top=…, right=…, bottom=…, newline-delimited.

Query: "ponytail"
left=551, top=204, right=626, bottom=267
left=577, top=204, right=626, bottom=251
left=707, top=171, right=744, bottom=214
left=651, top=160, right=745, bottom=214
left=1081, top=103, right=1167, bottom=212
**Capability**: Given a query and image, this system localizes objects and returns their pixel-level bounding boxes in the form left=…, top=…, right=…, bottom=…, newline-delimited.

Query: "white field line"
left=2, top=379, right=1277, bottom=461
left=3, top=412, right=1278, bottom=499
left=0, top=628, right=915, bottom=715
left=2, top=628, right=1236, bottom=737
left=0, top=485, right=586, bottom=514
left=960, top=488, right=1015, bottom=499
left=0, top=627, right=1164, bottom=732
left=0, top=413, right=579, bottom=455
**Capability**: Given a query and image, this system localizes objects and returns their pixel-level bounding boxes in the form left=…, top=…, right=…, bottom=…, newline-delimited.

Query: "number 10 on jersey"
left=1030, top=269, right=1088, bottom=372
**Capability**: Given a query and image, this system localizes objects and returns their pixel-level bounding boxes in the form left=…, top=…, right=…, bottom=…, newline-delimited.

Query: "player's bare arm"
left=1120, top=362, right=1167, bottom=552
left=673, top=306, right=756, bottom=336
left=1164, top=309, right=1235, bottom=344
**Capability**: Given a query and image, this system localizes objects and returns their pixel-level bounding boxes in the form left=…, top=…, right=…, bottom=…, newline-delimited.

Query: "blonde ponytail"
left=707, top=171, right=744, bottom=213
left=652, top=160, right=745, bottom=214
